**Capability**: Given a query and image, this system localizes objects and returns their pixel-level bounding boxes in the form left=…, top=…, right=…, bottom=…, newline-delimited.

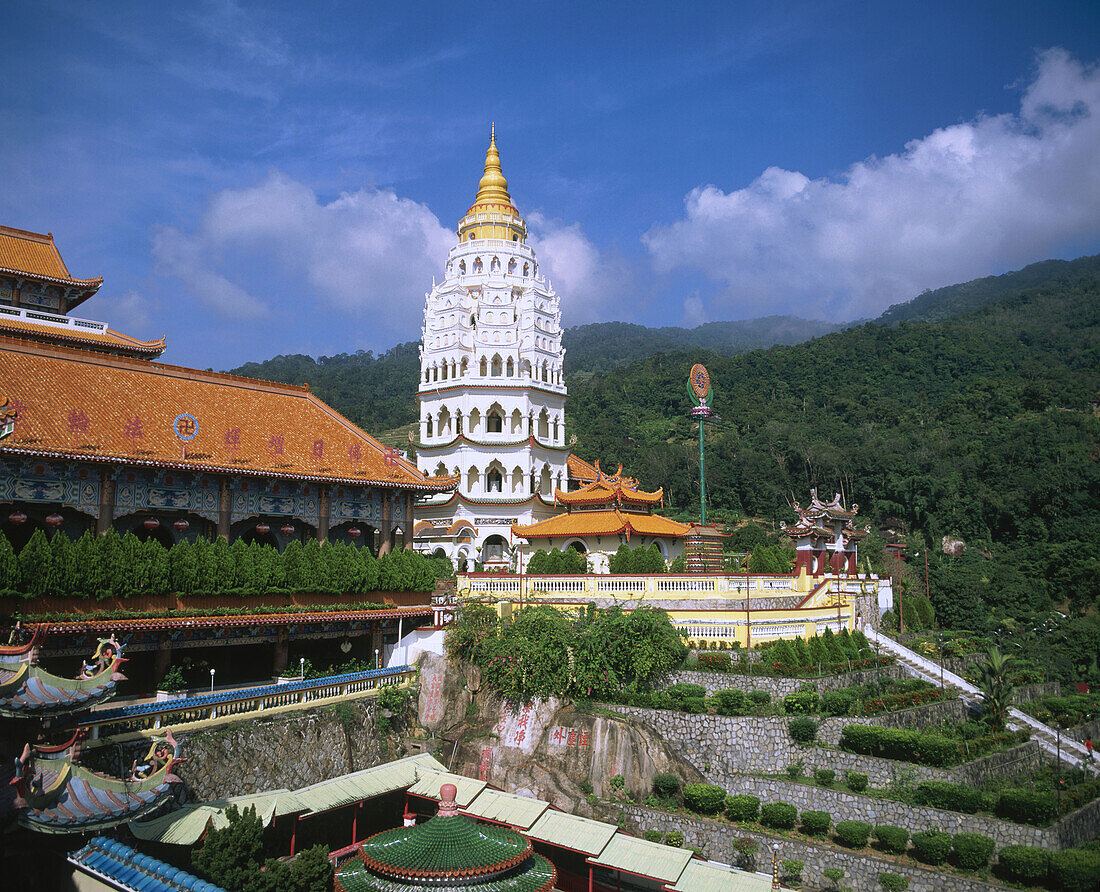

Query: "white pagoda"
left=412, top=128, right=570, bottom=569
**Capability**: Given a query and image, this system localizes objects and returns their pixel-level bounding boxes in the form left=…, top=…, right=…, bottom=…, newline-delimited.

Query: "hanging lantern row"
left=143, top=517, right=160, bottom=531
left=255, top=523, right=271, bottom=535
left=8, top=511, right=26, bottom=526
left=45, top=513, right=64, bottom=528
left=280, top=524, right=295, bottom=536
left=174, top=519, right=190, bottom=532
left=347, top=526, right=361, bottom=539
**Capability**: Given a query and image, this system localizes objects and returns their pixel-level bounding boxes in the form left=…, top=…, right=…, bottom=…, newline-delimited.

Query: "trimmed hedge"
left=835, top=820, right=872, bottom=849
left=815, top=769, right=835, bottom=787
left=820, top=689, right=854, bottom=716
left=782, top=689, right=819, bottom=714
left=760, top=801, right=798, bottom=830
left=643, top=830, right=662, bottom=843
left=994, top=788, right=1058, bottom=826
left=666, top=683, right=706, bottom=702
left=1049, top=849, right=1100, bottom=892
left=724, top=794, right=760, bottom=822
left=664, top=831, right=684, bottom=848
left=911, top=830, right=952, bottom=865
left=913, top=780, right=984, bottom=814
left=878, top=875, right=909, bottom=892
left=839, top=724, right=957, bottom=767
left=995, top=845, right=1050, bottom=883
left=846, top=771, right=868, bottom=793
left=747, top=690, right=771, bottom=708
left=682, top=783, right=726, bottom=815
left=950, top=833, right=995, bottom=870
left=799, top=810, right=831, bottom=837
left=681, top=696, right=708, bottom=714
left=788, top=716, right=818, bottom=744
left=873, top=825, right=909, bottom=855
left=712, top=689, right=746, bottom=715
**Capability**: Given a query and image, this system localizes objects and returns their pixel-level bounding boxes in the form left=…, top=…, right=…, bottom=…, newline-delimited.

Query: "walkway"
left=864, top=627, right=1097, bottom=774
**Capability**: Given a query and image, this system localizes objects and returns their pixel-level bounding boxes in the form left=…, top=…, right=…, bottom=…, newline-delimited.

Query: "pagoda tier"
left=0, top=635, right=125, bottom=719
left=335, top=783, right=556, bottom=892
left=0, top=225, right=102, bottom=313
left=553, top=462, right=664, bottom=510
left=781, top=488, right=869, bottom=575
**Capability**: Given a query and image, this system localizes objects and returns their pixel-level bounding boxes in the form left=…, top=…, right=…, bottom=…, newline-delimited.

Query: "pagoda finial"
left=473, top=126, right=511, bottom=207
left=438, top=782, right=459, bottom=817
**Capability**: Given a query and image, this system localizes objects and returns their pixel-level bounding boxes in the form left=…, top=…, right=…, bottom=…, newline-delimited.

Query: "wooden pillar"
left=272, top=630, right=289, bottom=677
left=290, top=816, right=298, bottom=856
left=588, top=866, right=593, bottom=892
left=96, top=469, right=115, bottom=535
left=152, top=634, right=172, bottom=687
left=217, top=477, right=231, bottom=541
left=317, top=485, right=331, bottom=544
left=379, top=493, right=392, bottom=556
left=401, top=492, right=412, bottom=549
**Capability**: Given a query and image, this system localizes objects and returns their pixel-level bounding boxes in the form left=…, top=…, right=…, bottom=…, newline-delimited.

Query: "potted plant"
left=156, top=665, right=188, bottom=702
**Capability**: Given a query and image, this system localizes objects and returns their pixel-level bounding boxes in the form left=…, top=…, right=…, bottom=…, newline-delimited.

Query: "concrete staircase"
left=864, top=627, right=1098, bottom=775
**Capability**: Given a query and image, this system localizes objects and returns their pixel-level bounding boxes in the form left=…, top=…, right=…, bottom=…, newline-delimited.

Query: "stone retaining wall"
left=721, top=774, right=1046, bottom=849
left=603, top=802, right=1010, bottom=892
left=667, top=665, right=906, bottom=697
left=1064, top=716, right=1100, bottom=744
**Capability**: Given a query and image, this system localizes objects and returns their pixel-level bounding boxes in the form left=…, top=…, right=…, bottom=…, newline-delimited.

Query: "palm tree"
left=974, top=646, right=1015, bottom=731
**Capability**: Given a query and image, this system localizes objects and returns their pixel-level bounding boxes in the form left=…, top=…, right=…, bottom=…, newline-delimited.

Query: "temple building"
left=781, top=489, right=869, bottom=575
left=511, top=458, right=690, bottom=572
left=413, top=129, right=572, bottom=570
left=0, top=225, right=165, bottom=359
left=0, top=224, right=457, bottom=553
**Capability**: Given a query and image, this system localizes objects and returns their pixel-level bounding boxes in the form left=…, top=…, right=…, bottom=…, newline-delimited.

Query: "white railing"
left=864, top=628, right=1097, bottom=774
left=597, top=578, right=648, bottom=592
left=467, top=577, right=521, bottom=593
left=0, top=303, right=109, bottom=332
left=657, top=578, right=717, bottom=592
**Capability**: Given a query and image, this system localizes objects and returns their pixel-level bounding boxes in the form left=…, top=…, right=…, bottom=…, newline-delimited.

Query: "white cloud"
left=644, top=49, right=1100, bottom=320
left=103, top=288, right=156, bottom=333
left=153, top=171, right=454, bottom=339
left=527, top=212, right=634, bottom=325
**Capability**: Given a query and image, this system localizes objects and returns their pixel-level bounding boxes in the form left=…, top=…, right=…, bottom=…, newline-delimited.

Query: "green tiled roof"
left=589, top=834, right=694, bottom=883
left=667, top=860, right=773, bottom=892
left=336, top=852, right=555, bottom=892
left=461, top=788, right=549, bottom=830
left=526, top=810, right=617, bottom=856
left=360, top=814, right=528, bottom=875
left=406, top=769, right=485, bottom=806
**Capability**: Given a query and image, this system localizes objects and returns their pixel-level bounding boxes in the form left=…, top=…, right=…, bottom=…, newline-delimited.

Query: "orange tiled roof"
left=512, top=510, right=690, bottom=540
left=0, top=315, right=165, bottom=357
left=567, top=454, right=599, bottom=482
left=556, top=478, right=663, bottom=507
left=0, top=337, right=457, bottom=491
left=0, top=226, right=103, bottom=289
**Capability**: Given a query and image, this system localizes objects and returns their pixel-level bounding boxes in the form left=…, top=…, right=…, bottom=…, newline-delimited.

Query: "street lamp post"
left=209, top=668, right=215, bottom=694
left=300, top=657, right=305, bottom=680
left=375, top=648, right=380, bottom=670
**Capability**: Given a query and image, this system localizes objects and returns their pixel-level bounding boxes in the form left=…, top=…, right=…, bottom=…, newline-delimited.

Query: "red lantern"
left=280, top=524, right=295, bottom=536
left=45, top=513, right=63, bottom=527
left=7, top=511, right=26, bottom=525
left=143, top=517, right=160, bottom=531
left=173, top=519, right=190, bottom=532
left=255, top=523, right=271, bottom=535
left=347, top=526, right=361, bottom=539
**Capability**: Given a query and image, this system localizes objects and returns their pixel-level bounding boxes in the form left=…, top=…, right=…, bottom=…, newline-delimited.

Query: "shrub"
left=910, top=830, right=952, bottom=865
left=580, top=780, right=594, bottom=795
left=913, top=780, right=983, bottom=814
left=785, top=760, right=804, bottom=779
left=873, top=825, right=909, bottom=855
left=652, top=773, right=680, bottom=798
left=950, top=833, right=995, bottom=870
left=788, top=716, right=818, bottom=744
left=681, top=696, right=708, bottom=714
left=664, top=831, right=684, bottom=848
left=651, top=691, right=673, bottom=710
left=724, top=794, right=760, bottom=822
left=682, top=783, right=726, bottom=815
left=994, top=788, right=1058, bottom=826
left=609, top=774, right=625, bottom=791
left=747, top=690, right=771, bottom=708
left=644, top=830, right=662, bottom=843
left=712, top=688, right=746, bottom=715
left=666, top=682, right=706, bottom=702
left=781, top=859, right=804, bottom=882
left=783, top=689, right=819, bottom=714
left=995, top=845, right=1050, bottom=883
left=815, top=768, right=835, bottom=787
left=760, top=801, right=797, bottom=830
left=846, top=771, right=868, bottom=793
left=878, top=873, right=909, bottom=892
left=821, top=689, right=855, bottom=716
left=799, top=810, right=831, bottom=836
left=835, top=820, right=872, bottom=849
left=839, top=724, right=958, bottom=767
left=823, top=867, right=845, bottom=887
left=1049, top=849, right=1100, bottom=892
left=698, top=652, right=732, bottom=672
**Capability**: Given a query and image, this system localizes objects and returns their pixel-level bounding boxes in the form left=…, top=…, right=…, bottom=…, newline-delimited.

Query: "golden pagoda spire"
left=457, top=125, right=526, bottom=243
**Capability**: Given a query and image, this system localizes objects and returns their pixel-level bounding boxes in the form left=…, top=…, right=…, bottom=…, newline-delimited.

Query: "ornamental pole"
left=687, top=364, right=713, bottom=526
left=698, top=410, right=706, bottom=525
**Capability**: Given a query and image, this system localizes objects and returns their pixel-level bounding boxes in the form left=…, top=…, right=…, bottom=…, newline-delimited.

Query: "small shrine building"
left=511, top=458, right=689, bottom=572
left=781, top=489, right=869, bottom=575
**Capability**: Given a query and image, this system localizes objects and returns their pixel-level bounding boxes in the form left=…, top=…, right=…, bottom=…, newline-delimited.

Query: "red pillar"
left=588, top=866, right=593, bottom=892
left=290, top=816, right=298, bottom=855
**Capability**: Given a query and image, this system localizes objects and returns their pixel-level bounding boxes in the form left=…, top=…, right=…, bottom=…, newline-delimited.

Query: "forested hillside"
left=566, top=273, right=1100, bottom=629
left=562, top=317, right=842, bottom=374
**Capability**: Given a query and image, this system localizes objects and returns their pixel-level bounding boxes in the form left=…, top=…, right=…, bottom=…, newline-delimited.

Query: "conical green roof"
left=359, top=814, right=530, bottom=878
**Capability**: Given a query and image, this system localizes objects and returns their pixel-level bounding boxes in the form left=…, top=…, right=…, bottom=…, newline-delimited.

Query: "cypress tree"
left=282, top=540, right=305, bottom=592
left=610, top=543, right=630, bottom=573
left=0, top=532, right=19, bottom=595
left=49, top=531, right=76, bottom=597
left=18, top=528, right=55, bottom=598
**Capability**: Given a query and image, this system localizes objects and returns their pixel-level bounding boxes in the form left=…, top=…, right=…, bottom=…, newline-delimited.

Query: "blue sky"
left=3, top=1, right=1099, bottom=368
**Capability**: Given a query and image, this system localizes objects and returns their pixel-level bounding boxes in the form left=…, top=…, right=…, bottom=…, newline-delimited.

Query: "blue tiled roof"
left=0, top=659, right=119, bottom=716
left=69, top=837, right=228, bottom=892
left=86, top=665, right=413, bottom=723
